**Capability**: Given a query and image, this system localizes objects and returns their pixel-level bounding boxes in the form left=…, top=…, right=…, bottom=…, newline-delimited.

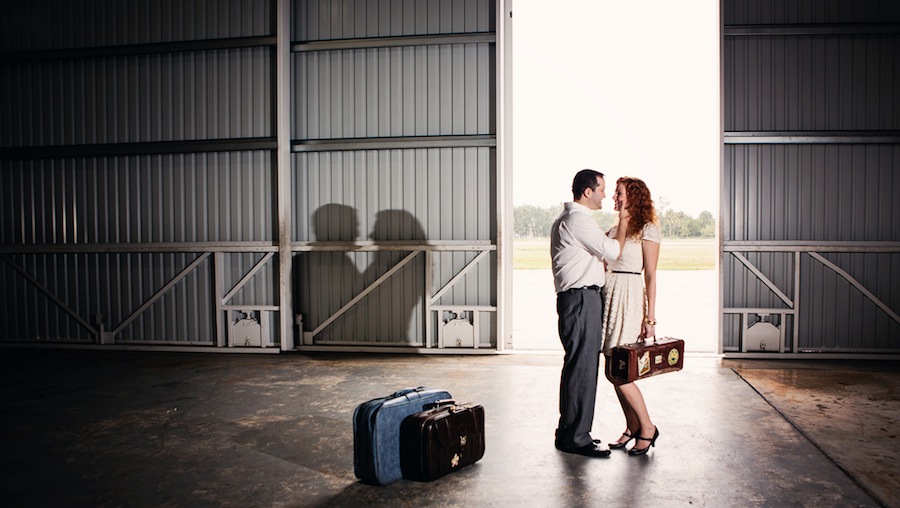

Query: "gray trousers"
left=555, top=286, right=604, bottom=448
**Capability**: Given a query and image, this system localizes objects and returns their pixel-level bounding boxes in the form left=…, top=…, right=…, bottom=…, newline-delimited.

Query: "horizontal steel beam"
left=431, top=305, right=497, bottom=311
left=723, top=241, right=900, bottom=253
left=0, top=343, right=281, bottom=354
left=292, top=32, right=495, bottom=52
left=291, top=344, right=498, bottom=355
left=0, top=36, right=277, bottom=62
left=1, top=241, right=497, bottom=254
left=0, top=138, right=277, bottom=160
left=0, top=243, right=278, bottom=254
left=723, top=308, right=796, bottom=314
left=725, top=131, right=900, bottom=144
left=293, top=135, right=496, bottom=152
left=725, top=23, right=900, bottom=36
left=292, top=241, right=495, bottom=252
left=724, top=352, right=900, bottom=359
left=221, top=305, right=279, bottom=311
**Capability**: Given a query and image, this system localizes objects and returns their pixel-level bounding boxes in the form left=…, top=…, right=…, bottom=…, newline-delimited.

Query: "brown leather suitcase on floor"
left=610, top=337, right=684, bottom=383
left=399, top=400, right=485, bottom=482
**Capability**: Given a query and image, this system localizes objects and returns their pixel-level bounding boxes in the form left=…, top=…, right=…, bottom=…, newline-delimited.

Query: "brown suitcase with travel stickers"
left=399, top=400, right=485, bottom=482
left=610, top=337, right=684, bottom=383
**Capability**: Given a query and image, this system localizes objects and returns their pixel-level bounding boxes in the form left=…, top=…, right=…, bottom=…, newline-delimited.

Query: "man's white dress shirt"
left=550, top=202, right=622, bottom=293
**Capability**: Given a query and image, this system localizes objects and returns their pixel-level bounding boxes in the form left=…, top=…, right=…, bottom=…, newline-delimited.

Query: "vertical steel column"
left=276, top=0, right=294, bottom=350
left=717, top=0, right=725, bottom=356
left=214, top=252, right=226, bottom=347
left=497, top=0, right=514, bottom=352
left=793, top=251, right=800, bottom=352
left=425, top=250, right=433, bottom=348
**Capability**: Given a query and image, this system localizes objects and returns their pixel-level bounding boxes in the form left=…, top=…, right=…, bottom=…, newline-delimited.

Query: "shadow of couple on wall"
left=293, top=204, right=426, bottom=344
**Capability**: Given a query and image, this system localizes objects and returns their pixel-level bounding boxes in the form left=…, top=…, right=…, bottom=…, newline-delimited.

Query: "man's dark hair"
left=572, top=169, right=604, bottom=201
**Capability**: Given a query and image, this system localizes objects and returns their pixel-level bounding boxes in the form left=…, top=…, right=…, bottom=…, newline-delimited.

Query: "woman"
left=602, top=177, right=662, bottom=456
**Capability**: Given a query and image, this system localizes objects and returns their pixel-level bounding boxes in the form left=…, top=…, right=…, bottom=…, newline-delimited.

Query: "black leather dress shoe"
left=556, top=442, right=612, bottom=458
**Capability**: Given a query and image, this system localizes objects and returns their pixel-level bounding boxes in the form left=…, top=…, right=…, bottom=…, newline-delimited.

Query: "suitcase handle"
left=638, top=335, right=678, bottom=343
left=390, top=386, right=428, bottom=398
left=424, top=399, right=456, bottom=410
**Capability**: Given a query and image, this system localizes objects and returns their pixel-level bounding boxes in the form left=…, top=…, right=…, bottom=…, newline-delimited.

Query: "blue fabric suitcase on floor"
left=353, top=387, right=452, bottom=485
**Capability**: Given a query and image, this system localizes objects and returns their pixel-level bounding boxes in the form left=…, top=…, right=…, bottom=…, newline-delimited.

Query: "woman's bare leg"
left=613, top=386, right=640, bottom=444
left=605, top=355, right=644, bottom=445
left=616, top=382, right=655, bottom=451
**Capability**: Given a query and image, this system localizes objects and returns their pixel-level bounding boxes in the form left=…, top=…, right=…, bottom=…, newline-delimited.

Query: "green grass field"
left=513, top=237, right=716, bottom=270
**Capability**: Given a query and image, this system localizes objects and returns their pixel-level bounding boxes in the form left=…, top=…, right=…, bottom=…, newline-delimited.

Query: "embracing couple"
left=551, top=169, right=662, bottom=458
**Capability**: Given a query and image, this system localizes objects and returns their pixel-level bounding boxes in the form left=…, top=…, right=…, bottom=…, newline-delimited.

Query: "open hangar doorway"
left=508, top=1, right=721, bottom=355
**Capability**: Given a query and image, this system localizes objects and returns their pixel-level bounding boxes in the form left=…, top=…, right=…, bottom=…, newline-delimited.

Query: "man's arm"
left=573, top=211, right=628, bottom=261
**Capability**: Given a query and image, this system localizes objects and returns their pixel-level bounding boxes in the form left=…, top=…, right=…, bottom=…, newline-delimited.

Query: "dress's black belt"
left=611, top=270, right=641, bottom=275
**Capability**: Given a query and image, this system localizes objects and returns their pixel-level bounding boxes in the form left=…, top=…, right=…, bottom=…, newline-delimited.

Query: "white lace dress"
left=601, top=222, right=662, bottom=355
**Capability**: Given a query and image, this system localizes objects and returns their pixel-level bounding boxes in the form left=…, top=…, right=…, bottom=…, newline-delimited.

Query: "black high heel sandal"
left=628, top=426, right=659, bottom=456
left=608, top=430, right=634, bottom=450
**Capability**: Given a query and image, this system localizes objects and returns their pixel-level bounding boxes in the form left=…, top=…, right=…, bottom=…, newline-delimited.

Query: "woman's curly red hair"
left=618, top=176, right=658, bottom=239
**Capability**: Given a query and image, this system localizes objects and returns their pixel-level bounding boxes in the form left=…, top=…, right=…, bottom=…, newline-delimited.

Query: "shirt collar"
left=565, top=201, right=592, bottom=214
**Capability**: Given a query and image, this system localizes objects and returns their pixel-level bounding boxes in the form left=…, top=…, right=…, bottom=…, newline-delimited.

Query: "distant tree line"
left=513, top=200, right=715, bottom=239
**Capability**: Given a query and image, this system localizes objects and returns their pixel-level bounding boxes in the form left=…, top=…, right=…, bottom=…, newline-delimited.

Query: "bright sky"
left=512, top=0, right=720, bottom=217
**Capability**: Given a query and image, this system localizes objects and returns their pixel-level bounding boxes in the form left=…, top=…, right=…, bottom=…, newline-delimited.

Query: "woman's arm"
left=641, top=239, right=660, bottom=338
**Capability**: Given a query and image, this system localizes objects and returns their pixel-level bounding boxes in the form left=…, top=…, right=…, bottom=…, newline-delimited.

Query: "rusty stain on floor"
left=731, top=360, right=900, bottom=508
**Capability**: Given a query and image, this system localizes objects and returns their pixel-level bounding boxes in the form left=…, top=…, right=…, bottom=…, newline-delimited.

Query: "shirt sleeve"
left=574, top=212, right=621, bottom=260
left=642, top=222, right=662, bottom=243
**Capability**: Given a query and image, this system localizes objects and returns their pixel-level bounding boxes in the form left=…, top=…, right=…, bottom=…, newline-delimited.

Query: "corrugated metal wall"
left=1, top=49, right=272, bottom=145
left=0, top=0, right=279, bottom=347
left=0, top=0, right=272, bottom=49
left=722, top=0, right=900, bottom=355
left=1, top=154, right=273, bottom=244
left=0, top=0, right=500, bottom=350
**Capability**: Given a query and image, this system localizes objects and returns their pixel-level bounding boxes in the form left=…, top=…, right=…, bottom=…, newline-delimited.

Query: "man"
left=550, top=169, right=629, bottom=457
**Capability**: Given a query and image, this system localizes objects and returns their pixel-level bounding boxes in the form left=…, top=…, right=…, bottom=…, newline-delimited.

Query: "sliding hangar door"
left=0, top=0, right=512, bottom=352
left=721, top=0, right=900, bottom=357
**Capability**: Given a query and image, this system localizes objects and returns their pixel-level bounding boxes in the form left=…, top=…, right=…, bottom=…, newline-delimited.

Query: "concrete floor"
left=513, top=270, right=718, bottom=353
left=1, top=348, right=897, bottom=508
